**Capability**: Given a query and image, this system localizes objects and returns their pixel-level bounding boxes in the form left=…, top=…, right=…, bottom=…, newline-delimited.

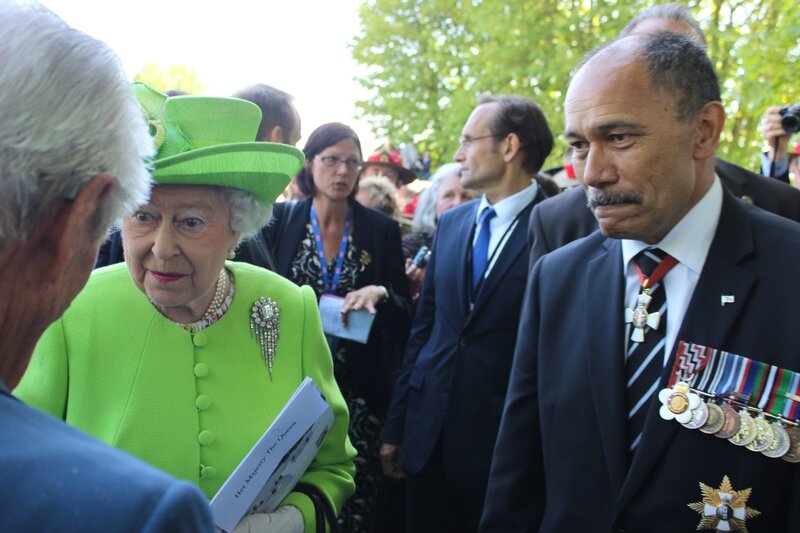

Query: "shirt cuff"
left=761, top=151, right=789, bottom=177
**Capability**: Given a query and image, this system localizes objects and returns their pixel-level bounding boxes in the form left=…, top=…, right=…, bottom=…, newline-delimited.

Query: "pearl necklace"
left=171, top=268, right=232, bottom=331
left=202, top=268, right=229, bottom=322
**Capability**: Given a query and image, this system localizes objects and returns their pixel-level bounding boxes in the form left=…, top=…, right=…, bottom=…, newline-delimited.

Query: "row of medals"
left=664, top=382, right=800, bottom=462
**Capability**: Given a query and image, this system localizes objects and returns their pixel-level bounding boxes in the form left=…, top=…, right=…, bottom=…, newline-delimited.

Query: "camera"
left=411, top=246, right=431, bottom=269
left=780, top=105, right=800, bottom=134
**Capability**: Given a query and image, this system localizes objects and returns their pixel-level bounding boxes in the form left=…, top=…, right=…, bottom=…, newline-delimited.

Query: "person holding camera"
left=760, top=104, right=800, bottom=184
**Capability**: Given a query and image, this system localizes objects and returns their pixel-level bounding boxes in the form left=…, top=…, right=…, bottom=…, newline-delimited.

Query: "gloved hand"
left=231, top=505, right=303, bottom=533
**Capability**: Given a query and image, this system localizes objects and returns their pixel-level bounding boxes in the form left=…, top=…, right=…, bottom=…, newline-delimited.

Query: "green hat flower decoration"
left=134, top=83, right=303, bottom=205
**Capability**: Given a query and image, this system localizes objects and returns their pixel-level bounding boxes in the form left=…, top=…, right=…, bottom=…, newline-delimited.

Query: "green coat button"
left=192, top=331, right=208, bottom=347
left=195, top=395, right=211, bottom=410
left=193, top=363, right=209, bottom=377
left=198, top=430, right=214, bottom=446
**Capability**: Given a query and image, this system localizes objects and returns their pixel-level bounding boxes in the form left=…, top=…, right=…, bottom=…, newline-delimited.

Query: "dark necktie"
left=472, top=207, right=497, bottom=289
left=626, top=248, right=677, bottom=453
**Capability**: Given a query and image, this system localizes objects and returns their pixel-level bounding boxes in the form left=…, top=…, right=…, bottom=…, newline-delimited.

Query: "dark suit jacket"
left=95, top=228, right=124, bottom=268
left=1, top=382, right=213, bottom=532
left=528, top=158, right=800, bottom=266
left=383, top=189, right=545, bottom=499
left=236, top=198, right=413, bottom=413
left=482, top=191, right=800, bottom=532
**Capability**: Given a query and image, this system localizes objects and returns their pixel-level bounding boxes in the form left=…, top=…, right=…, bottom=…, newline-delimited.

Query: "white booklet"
left=318, top=294, right=376, bottom=344
left=210, top=377, right=334, bottom=533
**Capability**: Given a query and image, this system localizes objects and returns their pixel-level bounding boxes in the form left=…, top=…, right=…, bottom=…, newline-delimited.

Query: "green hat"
left=134, top=83, right=303, bottom=205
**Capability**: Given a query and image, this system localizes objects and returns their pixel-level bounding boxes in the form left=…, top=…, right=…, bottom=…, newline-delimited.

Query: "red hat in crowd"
left=363, top=145, right=417, bottom=185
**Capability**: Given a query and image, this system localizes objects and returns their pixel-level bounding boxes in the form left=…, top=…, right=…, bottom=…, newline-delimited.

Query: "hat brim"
left=363, top=161, right=417, bottom=185
left=153, top=142, right=303, bottom=205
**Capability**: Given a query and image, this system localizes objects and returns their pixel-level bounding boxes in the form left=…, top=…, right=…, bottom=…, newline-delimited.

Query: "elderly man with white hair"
left=0, top=2, right=214, bottom=531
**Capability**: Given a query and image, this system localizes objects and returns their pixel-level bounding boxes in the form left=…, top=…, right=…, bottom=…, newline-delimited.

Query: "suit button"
left=460, top=338, right=467, bottom=347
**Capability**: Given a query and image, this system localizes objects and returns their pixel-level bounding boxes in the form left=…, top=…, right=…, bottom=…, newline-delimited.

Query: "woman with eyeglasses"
left=246, top=122, right=413, bottom=532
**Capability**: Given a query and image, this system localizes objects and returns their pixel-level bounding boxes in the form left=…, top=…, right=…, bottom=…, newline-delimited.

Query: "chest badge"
left=688, top=475, right=760, bottom=532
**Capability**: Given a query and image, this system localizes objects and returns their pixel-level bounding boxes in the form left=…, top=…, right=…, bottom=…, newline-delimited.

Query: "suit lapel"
left=615, top=192, right=757, bottom=512
left=585, top=237, right=631, bottom=497
left=455, top=202, right=480, bottom=317
left=466, top=193, right=541, bottom=323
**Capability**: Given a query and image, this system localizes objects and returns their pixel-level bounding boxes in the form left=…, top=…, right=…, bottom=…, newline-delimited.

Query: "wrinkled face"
left=565, top=53, right=706, bottom=244
left=122, top=185, right=239, bottom=321
left=362, top=163, right=400, bottom=187
left=435, top=172, right=475, bottom=218
left=454, top=102, right=506, bottom=191
left=309, top=138, right=362, bottom=201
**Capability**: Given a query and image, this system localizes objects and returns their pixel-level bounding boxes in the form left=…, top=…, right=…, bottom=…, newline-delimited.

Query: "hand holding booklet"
left=318, top=293, right=375, bottom=344
left=210, top=377, right=334, bottom=532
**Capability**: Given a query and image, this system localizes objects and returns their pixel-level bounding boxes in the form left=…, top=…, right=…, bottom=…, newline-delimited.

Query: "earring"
left=228, top=249, right=236, bottom=260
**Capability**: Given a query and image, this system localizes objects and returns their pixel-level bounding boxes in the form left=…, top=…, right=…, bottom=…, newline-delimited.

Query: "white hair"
left=0, top=1, right=152, bottom=244
left=412, top=162, right=462, bottom=235
left=222, top=187, right=274, bottom=242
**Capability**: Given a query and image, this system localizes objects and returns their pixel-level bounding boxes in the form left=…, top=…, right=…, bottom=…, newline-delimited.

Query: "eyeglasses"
left=458, top=133, right=504, bottom=148
left=316, top=155, right=363, bottom=171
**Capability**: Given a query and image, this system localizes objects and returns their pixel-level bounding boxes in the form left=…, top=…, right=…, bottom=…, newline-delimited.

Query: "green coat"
left=15, top=261, right=356, bottom=532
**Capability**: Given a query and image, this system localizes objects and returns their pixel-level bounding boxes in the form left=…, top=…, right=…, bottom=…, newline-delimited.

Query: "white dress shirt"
left=621, top=175, right=723, bottom=363
left=473, top=181, right=538, bottom=280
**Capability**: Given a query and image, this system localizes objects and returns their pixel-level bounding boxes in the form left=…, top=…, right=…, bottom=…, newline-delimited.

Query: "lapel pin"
left=721, top=295, right=735, bottom=306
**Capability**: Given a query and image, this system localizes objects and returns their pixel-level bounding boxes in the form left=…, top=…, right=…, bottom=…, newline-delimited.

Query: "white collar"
left=475, top=181, right=539, bottom=224
left=622, top=174, right=722, bottom=273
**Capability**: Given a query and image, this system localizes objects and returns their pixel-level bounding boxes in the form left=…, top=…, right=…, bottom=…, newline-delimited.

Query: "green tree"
left=353, top=0, right=800, bottom=171
left=134, top=63, right=207, bottom=95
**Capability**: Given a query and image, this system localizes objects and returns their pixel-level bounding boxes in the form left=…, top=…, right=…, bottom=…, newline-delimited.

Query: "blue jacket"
left=0, top=380, right=214, bottom=532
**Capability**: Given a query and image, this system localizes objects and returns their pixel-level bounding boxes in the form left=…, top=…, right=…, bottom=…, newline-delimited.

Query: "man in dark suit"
left=0, top=3, right=213, bottom=531
left=482, top=32, right=800, bottom=532
left=381, top=95, right=553, bottom=531
left=529, top=3, right=800, bottom=267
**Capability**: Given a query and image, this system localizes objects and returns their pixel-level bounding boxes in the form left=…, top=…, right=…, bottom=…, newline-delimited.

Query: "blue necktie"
left=472, top=207, right=497, bottom=289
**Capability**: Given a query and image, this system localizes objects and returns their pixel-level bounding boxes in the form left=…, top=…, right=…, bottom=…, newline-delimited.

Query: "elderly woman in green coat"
left=15, top=84, right=356, bottom=533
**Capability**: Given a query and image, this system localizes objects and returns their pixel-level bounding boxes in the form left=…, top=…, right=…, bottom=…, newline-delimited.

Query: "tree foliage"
left=352, top=0, right=800, bottom=170
left=133, top=63, right=207, bottom=95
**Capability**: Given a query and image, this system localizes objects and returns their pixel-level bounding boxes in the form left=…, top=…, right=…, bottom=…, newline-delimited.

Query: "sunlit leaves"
left=353, top=0, right=800, bottom=170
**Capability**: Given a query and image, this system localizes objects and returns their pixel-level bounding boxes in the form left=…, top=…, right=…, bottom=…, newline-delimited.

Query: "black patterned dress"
left=289, top=221, right=385, bottom=532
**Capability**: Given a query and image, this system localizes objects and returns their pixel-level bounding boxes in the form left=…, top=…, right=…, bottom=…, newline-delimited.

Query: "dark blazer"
left=383, top=189, right=545, bottom=500
left=0, top=382, right=213, bottom=532
left=95, top=228, right=124, bottom=268
left=482, top=191, right=800, bottom=532
left=236, top=198, right=413, bottom=413
left=528, top=158, right=800, bottom=266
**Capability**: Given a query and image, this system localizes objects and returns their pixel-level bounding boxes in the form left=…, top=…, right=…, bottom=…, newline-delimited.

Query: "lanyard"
left=310, top=205, right=351, bottom=294
left=468, top=200, right=532, bottom=305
